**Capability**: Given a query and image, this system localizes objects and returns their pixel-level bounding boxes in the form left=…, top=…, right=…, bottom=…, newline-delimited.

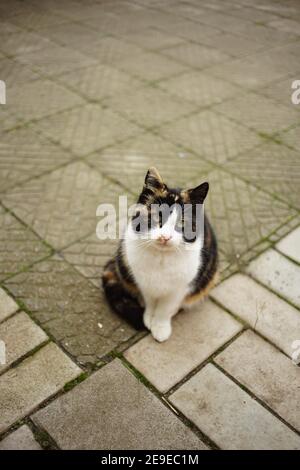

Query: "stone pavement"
left=0, top=0, right=300, bottom=450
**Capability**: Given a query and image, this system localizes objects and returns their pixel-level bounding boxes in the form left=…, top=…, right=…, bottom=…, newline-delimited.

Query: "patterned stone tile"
left=161, top=42, right=230, bottom=70
left=215, top=93, right=300, bottom=135
left=0, top=206, right=51, bottom=282
left=33, top=104, right=142, bottom=157
left=105, top=86, right=196, bottom=129
left=2, top=161, right=125, bottom=250
left=0, top=287, right=18, bottom=322
left=0, top=127, right=73, bottom=193
left=155, top=18, right=221, bottom=43
left=269, top=18, right=300, bottom=36
left=9, top=10, right=69, bottom=30
left=87, top=133, right=213, bottom=191
left=211, top=273, right=300, bottom=358
left=16, top=44, right=97, bottom=78
left=0, top=425, right=42, bottom=450
left=158, top=71, right=241, bottom=107
left=0, top=31, right=53, bottom=57
left=197, top=31, right=267, bottom=58
left=280, top=124, right=300, bottom=152
left=246, top=249, right=300, bottom=308
left=258, top=76, right=300, bottom=108
left=0, top=311, right=48, bottom=374
left=225, top=22, right=300, bottom=46
left=215, top=330, right=300, bottom=432
left=7, top=79, right=84, bottom=124
left=276, top=226, right=300, bottom=264
left=125, top=300, right=242, bottom=392
left=0, top=106, right=20, bottom=132
left=33, top=359, right=207, bottom=450
left=57, top=64, right=143, bottom=102
left=160, top=110, right=263, bottom=164
left=227, top=6, right=280, bottom=23
left=81, top=36, right=143, bottom=64
left=170, top=364, right=300, bottom=450
left=115, top=51, right=188, bottom=82
left=123, top=28, right=184, bottom=51
left=0, top=57, right=40, bottom=88
left=224, top=142, right=300, bottom=209
left=203, top=169, right=296, bottom=262
left=0, top=342, right=81, bottom=433
left=5, top=256, right=135, bottom=365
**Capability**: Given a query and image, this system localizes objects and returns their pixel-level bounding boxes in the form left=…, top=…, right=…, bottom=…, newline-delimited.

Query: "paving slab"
left=0, top=206, right=51, bottom=282
left=2, top=161, right=125, bottom=249
left=79, top=36, right=144, bottom=65
left=125, top=300, right=242, bottom=392
left=123, top=28, right=184, bottom=51
left=7, top=79, right=84, bottom=124
left=33, top=104, right=141, bottom=157
left=276, top=226, right=300, bottom=264
left=161, top=42, right=230, bottom=70
left=258, top=76, right=300, bottom=108
left=0, top=342, right=81, bottom=433
left=33, top=359, right=207, bottom=450
left=0, top=31, right=53, bottom=57
left=160, top=110, right=263, bottom=164
left=105, top=86, right=196, bottom=129
left=211, top=273, right=300, bottom=357
left=0, top=287, right=18, bottom=323
left=158, top=70, right=241, bottom=107
left=0, top=311, right=48, bottom=374
left=224, top=141, right=300, bottom=209
left=246, top=249, right=300, bottom=308
left=215, top=92, right=300, bottom=135
left=280, top=124, right=300, bottom=152
left=0, top=57, right=40, bottom=88
left=0, top=425, right=41, bottom=450
left=170, top=364, right=300, bottom=450
left=269, top=18, right=300, bottom=35
left=88, top=134, right=213, bottom=191
left=0, top=127, right=73, bottom=194
left=5, top=256, right=135, bottom=365
left=57, top=64, right=143, bottom=102
left=115, top=51, right=188, bottom=82
left=204, top=169, right=294, bottom=261
left=215, top=330, right=300, bottom=432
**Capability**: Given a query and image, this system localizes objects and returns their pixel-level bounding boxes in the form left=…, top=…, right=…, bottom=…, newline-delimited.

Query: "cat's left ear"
left=188, top=182, right=209, bottom=203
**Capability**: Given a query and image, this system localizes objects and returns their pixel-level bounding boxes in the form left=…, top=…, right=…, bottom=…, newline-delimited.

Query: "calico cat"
left=102, top=167, right=218, bottom=342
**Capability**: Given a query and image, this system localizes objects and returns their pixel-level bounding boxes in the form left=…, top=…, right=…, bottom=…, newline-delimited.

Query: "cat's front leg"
left=143, top=296, right=156, bottom=330
left=150, top=292, right=185, bottom=342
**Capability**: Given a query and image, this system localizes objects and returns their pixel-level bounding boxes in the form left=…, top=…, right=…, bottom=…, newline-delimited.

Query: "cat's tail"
left=102, top=259, right=145, bottom=330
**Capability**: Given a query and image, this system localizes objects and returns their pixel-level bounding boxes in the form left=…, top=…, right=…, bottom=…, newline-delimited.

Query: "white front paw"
left=151, top=321, right=172, bottom=342
left=143, top=309, right=152, bottom=330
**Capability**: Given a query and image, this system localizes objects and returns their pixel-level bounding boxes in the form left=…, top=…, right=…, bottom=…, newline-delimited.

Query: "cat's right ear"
left=144, top=167, right=164, bottom=190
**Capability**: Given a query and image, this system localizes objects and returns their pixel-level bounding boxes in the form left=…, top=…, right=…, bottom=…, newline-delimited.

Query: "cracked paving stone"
left=115, top=51, right=188, bottom=82
left=125, top=300, right=242, bottom=392
left=0, top=425, right=42, bottom=450
left=211, top=273, right=300, bottom=357
left=161, top=42, right=231, bottom=69
left=215, top=92, right=300, bottom=135
left=246, top=248, right=300, bottom=308
left=0, top=286, right=18, bottom=322
left=33, top=104, right=142, bottom=157
left=4, top=256, right=135, bottom=365
left=0, top=127, right=74, bottom=193
left=104, top=86, right=197, bottom=129
left=158, top=70, right=241, bottom=107
left=203, top=169, right=296, bottom=263
left=215, top=330, right=300, bottom=432
left=0, top=342, right=81, bottom=433
left=0, top=311, right=48, bottom=374
left=87, top=132, right=213, bottom=191
left=33, top=359, right=207, bottom=450
left=224, top=141, right=300, bottom=209
left=0, top=206, right=51, bottom=282
left=170, top=364, right=300, bottom=450
left=16, top=44, right=97, bottom=77
left=2, top=161, right=126, bottom=250
left=159, top=110, right=263, bottom=164
left=57, top=64, right=143, bottom=102
left=276, top=226, right=300, bottom=264
left=7, top=79, right=84, bottom=124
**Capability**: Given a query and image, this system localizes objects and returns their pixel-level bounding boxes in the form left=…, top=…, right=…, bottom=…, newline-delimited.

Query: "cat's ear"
left=144, top=167, right=164, bottom=190
left=188, top=182, right=209, bottom=203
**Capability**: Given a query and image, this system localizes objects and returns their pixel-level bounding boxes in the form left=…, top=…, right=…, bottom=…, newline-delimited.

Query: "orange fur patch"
left=183, top=271, right=219, bottom=306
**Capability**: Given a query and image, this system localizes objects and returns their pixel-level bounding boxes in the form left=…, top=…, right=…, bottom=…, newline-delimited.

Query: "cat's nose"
left=158, top=234, right=172, bottom=244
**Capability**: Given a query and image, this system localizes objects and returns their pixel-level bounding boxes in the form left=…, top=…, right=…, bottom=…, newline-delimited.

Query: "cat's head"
left=129, top=167, right=209, bottom=251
